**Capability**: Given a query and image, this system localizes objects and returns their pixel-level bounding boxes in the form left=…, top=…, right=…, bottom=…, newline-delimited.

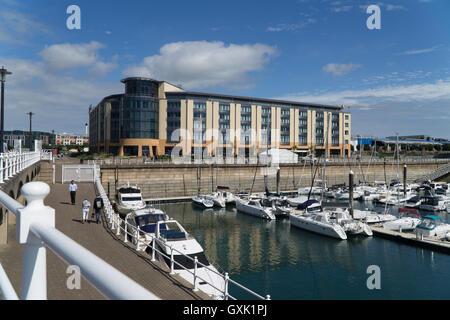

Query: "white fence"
left=94, top=171, right=270, bottom=300
left=0, top=182, right=159, bottom=300
left=62, top=165, right=97, bottom=183
left=0, top=151, right=42, bottom=184
left=0, top=151, right=159, bottom=300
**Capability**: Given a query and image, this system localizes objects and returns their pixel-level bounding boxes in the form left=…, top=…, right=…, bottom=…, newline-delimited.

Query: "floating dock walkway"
left=371, top=226, right=450, bottom=255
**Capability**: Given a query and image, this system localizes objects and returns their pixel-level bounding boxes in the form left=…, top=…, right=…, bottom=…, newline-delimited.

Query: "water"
left=157, top=200, right=450, bottom=300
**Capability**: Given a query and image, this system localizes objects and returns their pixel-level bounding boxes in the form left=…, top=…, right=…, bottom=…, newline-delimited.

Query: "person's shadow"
left=60, top=202, right=73, bottom=205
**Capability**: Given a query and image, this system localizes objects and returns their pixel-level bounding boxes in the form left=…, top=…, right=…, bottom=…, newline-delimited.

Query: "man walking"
left=82, top=198, right=91, bottom=224
left=69, top=180, right=78, bottom=205
left=93, top=195, right=104, bottom=224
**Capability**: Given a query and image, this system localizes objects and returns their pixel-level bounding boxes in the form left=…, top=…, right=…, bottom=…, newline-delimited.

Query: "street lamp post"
left=0, top=67, right=12, bottom=153
left=27, top=112, right=35, bottom=150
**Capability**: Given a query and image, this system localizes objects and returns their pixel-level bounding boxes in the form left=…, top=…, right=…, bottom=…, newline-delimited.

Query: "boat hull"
left=289, top=213, right=347, bottom=240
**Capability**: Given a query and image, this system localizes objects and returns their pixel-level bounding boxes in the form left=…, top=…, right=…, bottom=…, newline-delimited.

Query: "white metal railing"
left=94, top=173, right=271, bottom=300
left=0, top=181, right=159, bottom=300
left=0, top=151, right=43, bottom=184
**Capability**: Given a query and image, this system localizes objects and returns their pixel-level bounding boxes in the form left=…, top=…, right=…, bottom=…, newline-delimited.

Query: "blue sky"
left=0, top=0, right=449, bottom=137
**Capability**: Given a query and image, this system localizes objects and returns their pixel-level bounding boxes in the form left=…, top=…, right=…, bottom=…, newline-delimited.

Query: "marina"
left=155, top=200, right=450, bottom=299
left=0, top=1, right=449, bottom=304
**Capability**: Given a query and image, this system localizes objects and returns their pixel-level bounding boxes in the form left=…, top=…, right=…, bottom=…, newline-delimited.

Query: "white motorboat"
left=192, top=196, right=214, bottom=208
left=151, top=220, right=225, bottom=300
left=236, top=198, right=276, bottom=220
left=360, top=190, right=381, bottom=201
left=416, top=215, right=450, bottom=238
left=298, top=186, right=323, bottom=196
left=204, top=192, right=226, bottom=208
left=115, top=184, right=146, bottom=216
left=334, top=190, right=363, bottom=200
left=352, top=209, right=397, bottom=224
left=419, top=196, right=449, bottom=212
left=216, top=186, right=236, bottom=205
left=289, top=210, right=347, bottom=240
left=404, top=195, right=423, bottom=208
left=383, top=208, right=421, bottom=232
left=125, top=208, right=168, bottom=249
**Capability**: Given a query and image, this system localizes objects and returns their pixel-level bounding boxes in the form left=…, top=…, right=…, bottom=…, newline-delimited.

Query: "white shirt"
left=82, top=200, right=90, bottom=209
left=69, top=184, right=78, bottom=192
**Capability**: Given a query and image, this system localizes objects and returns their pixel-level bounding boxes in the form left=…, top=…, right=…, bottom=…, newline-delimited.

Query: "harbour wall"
left=99, top=160, right=449, bottom=200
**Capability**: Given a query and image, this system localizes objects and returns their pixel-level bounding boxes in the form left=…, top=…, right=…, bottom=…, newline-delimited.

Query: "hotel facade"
left=89, top=77, right=352, bottom=158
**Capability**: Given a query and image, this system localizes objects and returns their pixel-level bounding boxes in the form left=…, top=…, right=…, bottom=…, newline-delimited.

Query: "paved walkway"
left=0, top=158, right=209, bottom=300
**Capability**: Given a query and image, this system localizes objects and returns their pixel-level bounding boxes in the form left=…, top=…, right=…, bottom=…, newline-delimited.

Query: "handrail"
left=0, top=179, right=159, bottom=300
left=95, top=172, right=270, bottom=300
left=0, top=264, right=19, bottom=300
left=29, top=223, right=158, bottom=300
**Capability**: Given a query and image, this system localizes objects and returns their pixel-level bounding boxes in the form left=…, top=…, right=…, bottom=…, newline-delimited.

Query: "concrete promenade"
left=0, top=158, right=209, bottom=300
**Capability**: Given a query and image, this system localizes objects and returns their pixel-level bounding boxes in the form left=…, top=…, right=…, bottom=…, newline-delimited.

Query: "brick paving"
left=0, top=158, right=210, bottom=300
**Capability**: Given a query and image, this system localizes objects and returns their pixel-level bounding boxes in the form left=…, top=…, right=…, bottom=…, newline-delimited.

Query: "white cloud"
left=267, top=19, right=317, bottom=32
left=0, top=8, right=49, bottom=45
left=39, top=41, right=117, bottom=77
left=332, top=5, right=353, bottom=12
left=123, top=41, right=278, bottom=90
left=322, top=63, right=361, bottom=76
left=399, top=46, right=440, bottom=55
left=0, top=56, right=121, bottom=132
left=278, top=79, right=450, bottom=105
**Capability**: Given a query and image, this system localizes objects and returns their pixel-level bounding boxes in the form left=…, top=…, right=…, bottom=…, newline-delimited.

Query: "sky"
left=0, top=0, right=449, bottom=137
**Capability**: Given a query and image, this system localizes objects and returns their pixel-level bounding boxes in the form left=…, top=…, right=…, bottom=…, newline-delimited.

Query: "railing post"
left=193, top=256, right=199, bottom=292
left=151, top=237, right=156, bottom=261
left=116, top=217, right=121, bottom=236
left=123, top=220, right=128, bottom=243
left=170, top=246, right=175, bottom=275
left=224, top=272, right=229, bottom=300
left=16, top=182, right=55, bottom=300
left=0, top=154, right=3, bottom=184
left=136, top=226, right=140, bottom=251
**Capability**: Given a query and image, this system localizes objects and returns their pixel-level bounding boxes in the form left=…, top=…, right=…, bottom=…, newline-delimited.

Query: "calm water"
left=157, top=200, right=450, bottom=300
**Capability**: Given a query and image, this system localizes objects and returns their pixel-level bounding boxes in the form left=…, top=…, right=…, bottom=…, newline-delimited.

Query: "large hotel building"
left=89, top=77, right=351, bottom=157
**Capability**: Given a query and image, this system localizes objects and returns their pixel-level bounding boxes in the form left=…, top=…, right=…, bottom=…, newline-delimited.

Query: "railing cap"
left=21, top=182, right=50, bottom=207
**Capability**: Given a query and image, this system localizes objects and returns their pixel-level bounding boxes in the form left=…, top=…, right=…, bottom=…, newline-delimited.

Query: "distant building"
left=4, top=130, right=55, bottom=148
left=55, top=133, right=89, bottom=146
left=89, top=77, right=352, bottom=157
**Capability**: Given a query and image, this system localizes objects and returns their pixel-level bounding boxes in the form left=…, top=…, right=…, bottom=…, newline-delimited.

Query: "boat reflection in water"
left=159, top=201, right=450, bottom=300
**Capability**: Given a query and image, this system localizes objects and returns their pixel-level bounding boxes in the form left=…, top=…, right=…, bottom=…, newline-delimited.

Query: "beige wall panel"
left=159, top=99, right=167, bottom=141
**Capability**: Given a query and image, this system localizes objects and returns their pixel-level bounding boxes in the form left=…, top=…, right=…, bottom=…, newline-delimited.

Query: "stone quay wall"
left=99, top=160, right=449, bottom=200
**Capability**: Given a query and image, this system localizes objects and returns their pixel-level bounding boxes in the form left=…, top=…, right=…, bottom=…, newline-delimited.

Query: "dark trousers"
left=95, top=208, right=102, bottom=223
left=70, top=191, right=76, bottom=204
